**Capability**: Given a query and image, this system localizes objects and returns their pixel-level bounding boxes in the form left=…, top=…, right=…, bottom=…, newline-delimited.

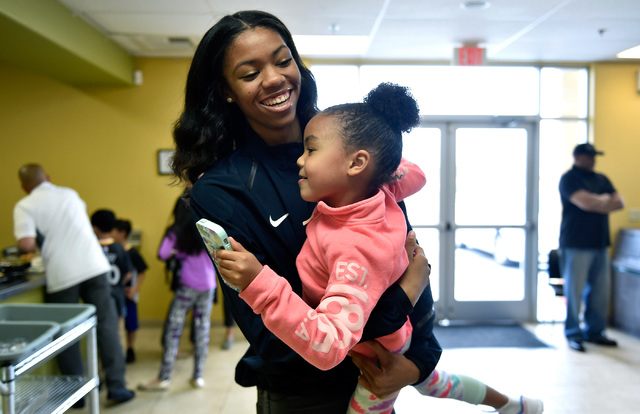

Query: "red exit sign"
left=454, top=47, right=486, bottom=65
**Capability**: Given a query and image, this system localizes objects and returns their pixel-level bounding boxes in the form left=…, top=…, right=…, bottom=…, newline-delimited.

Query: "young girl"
left=216, top=83, right=543, bottom=414
left=138, top=194, right=216, bottom=391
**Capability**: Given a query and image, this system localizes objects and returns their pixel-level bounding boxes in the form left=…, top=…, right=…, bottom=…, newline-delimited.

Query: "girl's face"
left=223, top=27, right=302, bottom=145
left=297, top=115, right=354, bottom=207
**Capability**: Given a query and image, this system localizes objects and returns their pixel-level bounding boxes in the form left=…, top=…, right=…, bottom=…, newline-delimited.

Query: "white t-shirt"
left=13, top=181, right=111, bottom=293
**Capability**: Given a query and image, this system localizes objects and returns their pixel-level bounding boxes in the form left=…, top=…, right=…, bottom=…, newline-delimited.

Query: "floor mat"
left=433, top=324, right=551, bottom=349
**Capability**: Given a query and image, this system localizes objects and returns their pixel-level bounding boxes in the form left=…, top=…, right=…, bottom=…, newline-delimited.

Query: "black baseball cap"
left=573, top=143, right=603, bottom=156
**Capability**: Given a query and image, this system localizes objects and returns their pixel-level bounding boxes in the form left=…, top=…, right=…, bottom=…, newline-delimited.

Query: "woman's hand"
left=398, top=230, right=430, bottom=306
left=215, top=237, right=263, bottom=291
left=349, top=340, right=420, bottom=398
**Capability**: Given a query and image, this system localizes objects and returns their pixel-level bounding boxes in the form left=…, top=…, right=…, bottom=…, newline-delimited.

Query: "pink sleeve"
left=239, top=234, right=397, bottom=371
left=387, top=158, right=426, bottom=202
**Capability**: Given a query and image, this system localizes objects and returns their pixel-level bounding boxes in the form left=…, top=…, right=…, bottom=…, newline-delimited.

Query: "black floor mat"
left=433, top=324, right=551, bottom=349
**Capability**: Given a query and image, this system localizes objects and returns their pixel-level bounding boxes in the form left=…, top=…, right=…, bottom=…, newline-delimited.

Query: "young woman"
left=216, top=83, right=544, bottom=414
left=172, top=10, right=436, bottom=413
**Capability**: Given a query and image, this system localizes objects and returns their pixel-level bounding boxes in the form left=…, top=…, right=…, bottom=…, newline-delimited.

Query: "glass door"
left=403, top=119, right=539, bottom=322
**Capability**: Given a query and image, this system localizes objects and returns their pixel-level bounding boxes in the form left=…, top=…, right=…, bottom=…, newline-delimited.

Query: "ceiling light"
left=293, top=35, right=369, bottom=56
left=617, top=45, right=640, bottom=59
left=461, top=1, right=491, bottom=10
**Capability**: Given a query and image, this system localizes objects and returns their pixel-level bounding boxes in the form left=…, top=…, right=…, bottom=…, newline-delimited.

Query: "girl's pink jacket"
left=240, top=159, right=426, bottom=370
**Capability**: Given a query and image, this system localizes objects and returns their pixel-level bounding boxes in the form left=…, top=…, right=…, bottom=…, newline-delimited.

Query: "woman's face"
left=223, top=27, right=302, bottom=144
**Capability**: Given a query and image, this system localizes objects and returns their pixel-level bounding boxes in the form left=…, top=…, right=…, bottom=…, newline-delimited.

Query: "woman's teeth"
left=264, top=91, right=290, bottom=107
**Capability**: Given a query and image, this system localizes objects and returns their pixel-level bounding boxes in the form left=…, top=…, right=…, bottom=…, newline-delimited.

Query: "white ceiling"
left=56, top=0, right=640, bottom=63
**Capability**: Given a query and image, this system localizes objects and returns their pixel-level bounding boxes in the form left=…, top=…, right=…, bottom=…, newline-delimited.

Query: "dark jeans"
left=256, top=387, right=356, bottom=414
left=46, top=273, right=127, bottom=392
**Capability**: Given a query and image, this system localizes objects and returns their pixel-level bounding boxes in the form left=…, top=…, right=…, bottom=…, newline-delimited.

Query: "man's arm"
left=17, top=237, right=37, bottom=253
left=570, top=190, right=624, bottom=214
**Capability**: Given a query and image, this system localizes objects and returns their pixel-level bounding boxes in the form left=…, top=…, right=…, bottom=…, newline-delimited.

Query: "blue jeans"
left=558, top=248, right=611, bottom=340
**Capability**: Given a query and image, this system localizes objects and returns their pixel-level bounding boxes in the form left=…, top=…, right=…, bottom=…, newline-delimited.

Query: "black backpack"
left=165, top=256, right=183, bottom=291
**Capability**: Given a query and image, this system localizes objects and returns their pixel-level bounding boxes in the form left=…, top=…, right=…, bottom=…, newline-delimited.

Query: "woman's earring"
left=226, top=97, right=233, bottom=103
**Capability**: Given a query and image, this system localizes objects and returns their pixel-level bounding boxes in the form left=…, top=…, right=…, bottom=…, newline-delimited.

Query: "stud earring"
left=226, top=97, right=233, bottom=103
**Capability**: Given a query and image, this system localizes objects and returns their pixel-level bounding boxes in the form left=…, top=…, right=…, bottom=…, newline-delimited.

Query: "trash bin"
left=611, top=228, right=640, bottom=338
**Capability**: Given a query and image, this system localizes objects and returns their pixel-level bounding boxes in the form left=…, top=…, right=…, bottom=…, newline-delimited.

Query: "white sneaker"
left=501, top=396, right=543, bottom=414
left=190, top=378, right=205, bottom=389
left=137, top=379, right=170, bottom=391
left=222, top=337, right=234, bottom=350
left=522, top=396, right=544, bottom=413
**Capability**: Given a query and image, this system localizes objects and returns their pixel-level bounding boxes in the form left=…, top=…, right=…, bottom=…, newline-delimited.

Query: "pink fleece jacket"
left=240, top=159, right=426, bottom=370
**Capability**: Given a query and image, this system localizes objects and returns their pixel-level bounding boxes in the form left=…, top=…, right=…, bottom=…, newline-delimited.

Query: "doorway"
left=403, top=118, right=539, bottom=322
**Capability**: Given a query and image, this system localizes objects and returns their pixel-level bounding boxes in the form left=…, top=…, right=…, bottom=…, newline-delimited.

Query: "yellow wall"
left=0, top=58, right=225, bottom=322
left=591, top=62, right=640, bottom=247
left=1, top=58, right=639, bottom=322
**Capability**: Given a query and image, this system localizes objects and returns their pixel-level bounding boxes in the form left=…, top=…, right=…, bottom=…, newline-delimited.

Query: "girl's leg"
left=414, top=370, right=543, bottom=414
left=222, top=291, right=235, bottom=349
left=158, top=286, right=197, bottom=381
left=191, top=289, right=214, bottom=380
left=347, top=336, right=411, bottom=413
left=414, top=370, right=487, bottom=404
left=347, top=383, right=399, bottom=414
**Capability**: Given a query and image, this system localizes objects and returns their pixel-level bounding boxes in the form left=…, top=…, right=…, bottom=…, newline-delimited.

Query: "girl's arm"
left=387, top=158, right=426, bottom=202
left=157, top=233, right=177, bottom=261
left=219, top=234, right=400, bottom=371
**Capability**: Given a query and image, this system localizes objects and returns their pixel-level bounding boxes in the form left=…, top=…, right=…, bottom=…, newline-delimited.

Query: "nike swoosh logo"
left=269, top=213, right=289, bottom=227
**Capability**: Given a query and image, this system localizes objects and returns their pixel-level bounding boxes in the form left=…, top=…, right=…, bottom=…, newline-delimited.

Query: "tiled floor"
left=76, top=321, right=640, bottom=414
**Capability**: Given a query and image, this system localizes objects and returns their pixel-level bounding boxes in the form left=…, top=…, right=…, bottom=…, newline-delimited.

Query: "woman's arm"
left=360, top=226, right=430, bottom=342
left=351, top=237, right=440, bottom=397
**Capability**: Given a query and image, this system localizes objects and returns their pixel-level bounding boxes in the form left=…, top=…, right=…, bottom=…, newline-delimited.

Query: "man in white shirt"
left=13, top=163, right=135, bottom=405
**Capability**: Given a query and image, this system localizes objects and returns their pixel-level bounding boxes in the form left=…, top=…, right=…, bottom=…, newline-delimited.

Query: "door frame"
left=418, top=116, right=540, bottom=323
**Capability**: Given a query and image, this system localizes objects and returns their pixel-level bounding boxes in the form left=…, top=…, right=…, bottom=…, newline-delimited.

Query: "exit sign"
left=454, top=47, right=486, bottom=66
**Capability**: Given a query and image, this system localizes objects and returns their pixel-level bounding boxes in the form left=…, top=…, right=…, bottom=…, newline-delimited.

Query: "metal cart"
left=0, top=304, right=98, bottom=414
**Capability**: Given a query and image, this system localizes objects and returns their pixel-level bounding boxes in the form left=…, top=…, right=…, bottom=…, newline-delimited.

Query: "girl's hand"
left=215, top=237, right=263, bottom=291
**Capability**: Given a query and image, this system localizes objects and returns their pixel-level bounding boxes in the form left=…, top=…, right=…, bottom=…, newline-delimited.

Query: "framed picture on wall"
left=157, top=149, right=174, bottom=175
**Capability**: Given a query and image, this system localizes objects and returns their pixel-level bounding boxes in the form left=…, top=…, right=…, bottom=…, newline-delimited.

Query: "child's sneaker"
left=137, top=379, right=170, bottom=391
left=499, top=396, right=543, bottom=414
left=190, top=378, right=205, bottom=389
left=126, top=347, right=136, bottom=363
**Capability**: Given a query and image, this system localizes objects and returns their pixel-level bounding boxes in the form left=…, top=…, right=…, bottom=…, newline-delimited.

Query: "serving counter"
left=0, top=273, right=45, bottom=303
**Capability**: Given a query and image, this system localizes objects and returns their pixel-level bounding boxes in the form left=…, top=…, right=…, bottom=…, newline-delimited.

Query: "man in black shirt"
left=558, top=143, right=624, bottom=352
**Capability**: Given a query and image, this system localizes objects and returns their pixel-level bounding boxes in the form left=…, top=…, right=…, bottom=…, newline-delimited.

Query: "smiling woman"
left=222, top=27, right=302, bottom=145
left=169, top=10, right=437, bottom=414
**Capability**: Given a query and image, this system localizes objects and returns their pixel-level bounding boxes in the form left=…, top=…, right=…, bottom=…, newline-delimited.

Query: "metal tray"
left=0, top=321, right=60, bottom=365
left=0, top=303, right=96, bottom=336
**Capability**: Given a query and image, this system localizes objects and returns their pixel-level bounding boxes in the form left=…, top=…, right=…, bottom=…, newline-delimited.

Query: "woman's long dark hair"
left=172, top=10, right=319, bottom=184
left=165, top=197, right=204, bottom=255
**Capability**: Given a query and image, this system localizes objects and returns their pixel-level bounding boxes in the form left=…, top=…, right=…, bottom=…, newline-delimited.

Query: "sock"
left=497, top=396, right=523, bottom=414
